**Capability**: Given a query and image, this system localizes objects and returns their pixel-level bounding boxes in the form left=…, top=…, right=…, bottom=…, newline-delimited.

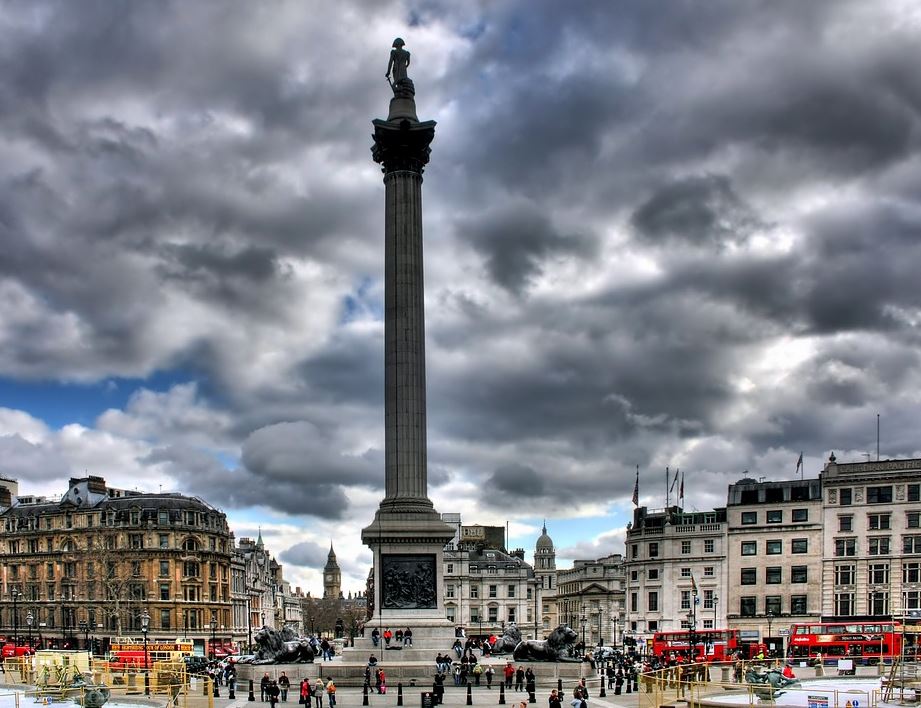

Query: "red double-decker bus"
left=786, top=621, right=903, bottom=664
left=651, top=629, right=741, bottom=661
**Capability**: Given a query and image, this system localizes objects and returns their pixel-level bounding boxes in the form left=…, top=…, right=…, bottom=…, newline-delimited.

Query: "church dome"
left=535, top=522, right=554, bottom=551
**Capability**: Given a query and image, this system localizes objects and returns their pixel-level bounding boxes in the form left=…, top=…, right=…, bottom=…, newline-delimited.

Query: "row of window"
left=8, top=580, right=230, bottom=603
left=834, top=535, right=921, bottom=556
left=741, top=509, right=810, bottom=525
left=834, top=562, right=921, bottom=585
left=6, top=534, right=228, bottom=555
left=741, top=538, right=809, bottom=555
left=737, top=595, right=808, bottom=616
left=446, top=606, right=531, bottom=624
left=445, top=584, right=533, bottom=599
left=837, top=484, right=920, bottom=505
left=631, top=567, right=717, bottom=581
left=838, top=512, right=921, bottom=531
left=636, top=539, right=718, bottom=558
left=7, top=559, right=229, bottom=581
left=740, top=566, right=809, bottom=584
left=4, top=508, right=227, bottom=533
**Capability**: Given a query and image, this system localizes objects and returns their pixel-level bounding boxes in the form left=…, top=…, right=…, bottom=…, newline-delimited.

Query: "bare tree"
left=86, top=532, right=143, bottom=637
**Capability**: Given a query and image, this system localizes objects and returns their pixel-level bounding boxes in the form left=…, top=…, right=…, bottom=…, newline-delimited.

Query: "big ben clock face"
left=326, top=574, right=333, bottom=582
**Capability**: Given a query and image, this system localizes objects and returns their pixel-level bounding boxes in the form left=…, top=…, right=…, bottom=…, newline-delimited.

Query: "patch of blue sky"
left=339, top=277, right=383, bottom=325
left=509, top=512, right=628, bottom=557
left=0, top=369, right=196, bottom=430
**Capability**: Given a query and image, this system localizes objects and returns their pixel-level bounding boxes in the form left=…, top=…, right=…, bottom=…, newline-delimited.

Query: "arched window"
left=182, top=537, right=200, bottom=552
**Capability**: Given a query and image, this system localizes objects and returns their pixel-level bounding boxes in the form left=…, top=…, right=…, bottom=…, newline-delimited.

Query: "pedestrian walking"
left=268, top=681, right=280, bottom=708
left=548, top=689, right=562, bottom=708
left=299, top=679, right=311, bottom=705
left=515, top=666, right=525, bottom=692
left=326, top=678, right=337, bottom=708
left=485, top=665, right=495, bottom=689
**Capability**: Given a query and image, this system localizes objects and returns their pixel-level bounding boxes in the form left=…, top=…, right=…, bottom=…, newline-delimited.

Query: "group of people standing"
left=259, top=673, right=336, bottom=708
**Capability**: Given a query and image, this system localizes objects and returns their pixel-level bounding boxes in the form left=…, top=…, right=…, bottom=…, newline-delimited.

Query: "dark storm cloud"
left=463, top=206, right=597, bottom=294
left=631, top=175, right=765, bottom=249
left=279, top=540, right=328, bottom=569
left=146, top=442, right=355, bottom=519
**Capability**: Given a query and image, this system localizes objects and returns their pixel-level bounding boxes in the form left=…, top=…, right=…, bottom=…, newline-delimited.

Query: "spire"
left=542, top=519, right=547, bottom=535
left=256, top=526, right=264, bottom=549
left=328, top=541, right=336, bottom=560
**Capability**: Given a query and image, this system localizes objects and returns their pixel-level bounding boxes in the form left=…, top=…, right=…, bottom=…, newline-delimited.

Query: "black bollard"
left=600, top=682, right=606, bottom=698
left=557, top=678, right=562, bottom=693
left=230, top=683, right=236, bottom=700
left=528, top=690, right=535, bottom=704
left=626, top=679, right=632, bottom=695
left=398, top=683, right=404, bottom=707
left=467, top=684, right=473, bottom=705
left=248, top=679, right=256, bottom=702
left=363, top=684, right=369, bottom=706
left=214, top=679, right=220, bottom=698
left=499, top=682, right=506, bottom=705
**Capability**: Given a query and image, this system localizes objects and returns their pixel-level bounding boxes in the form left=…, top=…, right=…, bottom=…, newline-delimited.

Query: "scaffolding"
left=3, top=655, right=216, bottom=708
left=883, top=620, right=921, bottom=703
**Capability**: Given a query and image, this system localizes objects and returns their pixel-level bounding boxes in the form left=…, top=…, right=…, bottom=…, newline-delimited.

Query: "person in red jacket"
left=504, top=662, right=515, bottom=689
left=383, top=628, right=393, bottom=648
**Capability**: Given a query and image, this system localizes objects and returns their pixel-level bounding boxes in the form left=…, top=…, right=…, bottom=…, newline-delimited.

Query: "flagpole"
left=665, top=466, right=669, bottom=508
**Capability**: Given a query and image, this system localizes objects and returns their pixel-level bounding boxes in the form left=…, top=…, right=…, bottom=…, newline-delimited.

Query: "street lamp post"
left=246, top=597, right=253, bottom=653
left=766, top=611, right=774, bottom=657
left=12, top=590, right=23, bottom=645
left=26, top=611, right=34, bottom=649
left=79, top=619, right=88, bottom=651
left=580, top=612, right=587, bottom=648
left=210, top=614, right=217, bottom=661
left=141, top=610, right=150, bottom=696
left=687, top=610, right=697, bottom=663
left=713, top=595, right=719, bottom=628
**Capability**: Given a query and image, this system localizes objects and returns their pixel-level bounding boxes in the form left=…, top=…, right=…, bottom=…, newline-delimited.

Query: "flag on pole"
left=690, top=573, right=698, bottom=596
left=669, top=466, right=679, bottom=493
left=679, top=469, right=684, bottom=505
left=632, top=466, right=639, bottom=507
left=795, top=452, right=803, bottom=475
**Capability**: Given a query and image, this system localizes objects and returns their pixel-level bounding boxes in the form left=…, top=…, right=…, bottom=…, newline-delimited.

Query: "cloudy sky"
left=2, top=0, right=921, bottom=595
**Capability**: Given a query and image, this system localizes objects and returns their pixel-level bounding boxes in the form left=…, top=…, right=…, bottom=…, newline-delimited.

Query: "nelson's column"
left=360, top=39, right=455, bottom=631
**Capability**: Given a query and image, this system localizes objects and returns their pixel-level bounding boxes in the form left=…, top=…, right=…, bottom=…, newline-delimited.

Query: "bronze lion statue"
left=513, top=624, right=579, bottom=662
left=492, top=622, right=522, bottom=654
left=253, top=625, right=315, bottom=663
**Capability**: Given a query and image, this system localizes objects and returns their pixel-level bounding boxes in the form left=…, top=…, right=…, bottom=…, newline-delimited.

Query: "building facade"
left=725, top=476, right=824, bottom=656
left=821, top=455, right=921, bottom=620
left=556, top=553, right=625, bottom=648
left=624, top=506, right=728, bottom=649
left=442, top=521, right=539, bottom=638
left=0, top=476, right=233, bottom=655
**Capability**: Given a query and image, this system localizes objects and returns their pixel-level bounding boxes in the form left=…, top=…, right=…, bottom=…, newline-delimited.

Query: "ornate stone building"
left=725, top=476, right=823, bottom=656
left=533, top=523, right=559, bottom=632
left=624, top=506, right=728, bottom=649
left=820, top=455, right=921, bottom=620
left=556, top=554, right=625, bottom=647
left=0, top=476, right=233, bottom=655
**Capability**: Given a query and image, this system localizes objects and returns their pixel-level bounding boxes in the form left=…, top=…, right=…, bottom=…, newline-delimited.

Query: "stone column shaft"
left=383, top=169, right=429, bottom=505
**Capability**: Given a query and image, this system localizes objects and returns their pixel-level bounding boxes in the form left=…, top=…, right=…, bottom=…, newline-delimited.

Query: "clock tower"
left=323, top=543, right=341, bottom=600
